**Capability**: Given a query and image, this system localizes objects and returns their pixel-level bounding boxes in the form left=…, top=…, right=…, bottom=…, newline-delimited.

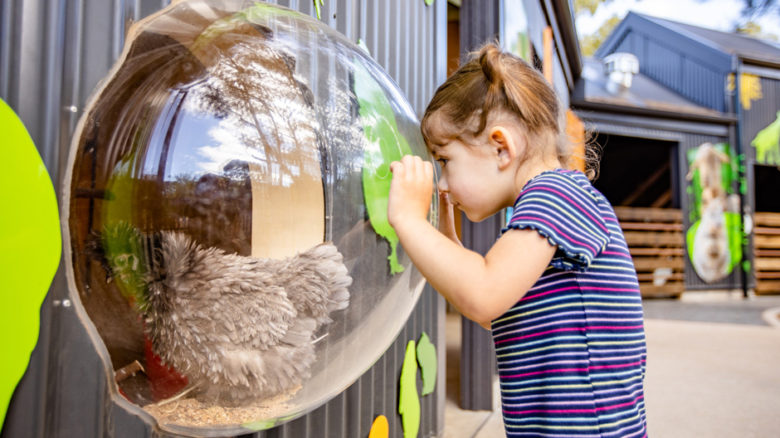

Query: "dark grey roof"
left=572, top=57, right=729, bottom=121
left=638, top=13, right=780, bottom=67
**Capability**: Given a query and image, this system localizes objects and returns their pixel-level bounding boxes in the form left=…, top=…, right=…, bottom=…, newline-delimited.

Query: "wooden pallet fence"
left=614, top=207, right=685, bottom=298
left=754, top=212, right=780, bottom=295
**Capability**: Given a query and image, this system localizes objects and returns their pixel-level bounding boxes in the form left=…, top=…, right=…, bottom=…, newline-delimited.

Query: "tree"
left=738, top=0, right=779, bottom=21
left=580, top=15, right=621, bottom=57
left=735, top=0, right=779, bottom=40
left=575, top=0, right=779, bottom=57
left=574, top=0, right=609, bottom=15
left=574, top=0, right=618, bottom=57
left=736, top=20, right=779, bottom=40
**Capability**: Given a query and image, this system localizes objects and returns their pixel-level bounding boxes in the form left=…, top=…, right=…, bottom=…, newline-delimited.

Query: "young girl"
left=388, top=43, right=648, bottom=437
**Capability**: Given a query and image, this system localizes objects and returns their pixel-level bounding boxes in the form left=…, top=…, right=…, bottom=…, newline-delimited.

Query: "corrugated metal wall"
left=455, top=0, right=500, bottom=413
left=739, top=70, right=780, bottom=291
left=0, top=1, right=447, bottom=437
left=741, top=74, right=780, bottom=167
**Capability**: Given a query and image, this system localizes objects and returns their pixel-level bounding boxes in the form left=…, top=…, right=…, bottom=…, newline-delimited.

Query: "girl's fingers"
left=406, top=156, right=420, bottom=180
left=392, top=155, right=434, bottom=185
left=423, top=160, right=433, bottom=181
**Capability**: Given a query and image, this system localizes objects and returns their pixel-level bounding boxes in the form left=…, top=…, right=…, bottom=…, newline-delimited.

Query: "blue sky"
left=576, top=0, right=780, bottom=40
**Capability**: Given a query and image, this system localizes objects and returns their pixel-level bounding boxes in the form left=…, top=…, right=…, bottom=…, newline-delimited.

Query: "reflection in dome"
left=63, top=1, right=435, bottom=435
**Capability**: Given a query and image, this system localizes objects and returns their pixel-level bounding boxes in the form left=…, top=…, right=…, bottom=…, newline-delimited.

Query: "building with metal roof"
left=574, top=12, right=780, bottom=296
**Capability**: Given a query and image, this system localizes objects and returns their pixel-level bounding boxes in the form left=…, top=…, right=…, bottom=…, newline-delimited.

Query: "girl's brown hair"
left=421, top=42, right=598, bottom=180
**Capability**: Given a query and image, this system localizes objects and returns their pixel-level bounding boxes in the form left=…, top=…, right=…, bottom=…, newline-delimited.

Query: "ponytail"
left=422, top=42, right=600, bottom=180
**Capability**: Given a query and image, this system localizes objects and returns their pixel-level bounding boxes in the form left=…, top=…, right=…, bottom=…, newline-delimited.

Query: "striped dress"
left=493, top=169, right=648, bottom=437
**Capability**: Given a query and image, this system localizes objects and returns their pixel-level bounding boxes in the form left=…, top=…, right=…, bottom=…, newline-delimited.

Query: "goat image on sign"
left=685, top=142, right=742, bottom=283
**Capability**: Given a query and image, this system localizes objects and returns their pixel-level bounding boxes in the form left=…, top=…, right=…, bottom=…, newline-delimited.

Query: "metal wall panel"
left=458, top=0, right=500, bottom=56
left=739, top=74, right=780, bottom=291
left=454, top=0, right=501, bottom=412
left=741, top=75, right=780, bottom=168
left=1, top=1, right=447, bottom=437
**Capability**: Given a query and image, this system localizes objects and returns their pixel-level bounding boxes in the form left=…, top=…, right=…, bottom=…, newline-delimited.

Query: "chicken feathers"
left=102, top=226, right=351, bottom=404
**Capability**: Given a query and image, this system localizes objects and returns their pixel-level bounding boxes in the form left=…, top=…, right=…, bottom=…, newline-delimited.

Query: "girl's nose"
left=437, top=175, right=448, bottom=193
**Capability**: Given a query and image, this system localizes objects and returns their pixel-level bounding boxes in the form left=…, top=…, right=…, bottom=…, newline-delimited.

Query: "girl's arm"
left=388, top=156, right=556, bottom=327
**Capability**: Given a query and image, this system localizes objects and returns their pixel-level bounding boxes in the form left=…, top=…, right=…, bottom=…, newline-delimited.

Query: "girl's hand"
left=388, top=155, right=434, bottom=230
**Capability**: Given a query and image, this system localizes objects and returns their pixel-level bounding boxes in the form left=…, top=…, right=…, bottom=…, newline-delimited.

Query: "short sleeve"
left=502, top=170, right=610, bottom=271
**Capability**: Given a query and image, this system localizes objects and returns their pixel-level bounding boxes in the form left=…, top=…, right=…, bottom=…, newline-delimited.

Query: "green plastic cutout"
left=355, top=60, right=413, bottom=274
left=0, top=99, right=61, bottom=429
left=416, top=332, right=437, bottom=396
left=313, top=0, right=324, bottom=19
left=425, top=0, right=434, bottom=5
left=751, top=111, right=780, bottom=166
left=398, top=340, right=420, bottom=438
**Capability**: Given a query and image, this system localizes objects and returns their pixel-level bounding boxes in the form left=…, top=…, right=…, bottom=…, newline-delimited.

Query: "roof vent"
left=604, top=52, right=639, bottom=93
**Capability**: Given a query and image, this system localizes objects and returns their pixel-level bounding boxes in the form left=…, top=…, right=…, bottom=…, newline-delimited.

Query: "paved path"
left=644, top=318, right=780, bottom=437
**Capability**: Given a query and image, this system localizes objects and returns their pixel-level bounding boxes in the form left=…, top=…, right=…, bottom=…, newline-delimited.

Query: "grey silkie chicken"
left=99, top=225, right=351, bottom=404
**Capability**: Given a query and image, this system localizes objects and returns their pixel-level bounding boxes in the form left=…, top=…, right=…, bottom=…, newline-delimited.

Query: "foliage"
left=574, top=0, right=607, bottom=15
left=735, top=20, right=779, bottom=41
left=752, top=112, right=780, bottom=166
left=580, top=15, right=621, bottom=56
left=574, top=0, right=618, bottom=56
left=738, top=0, right=779, bottom=21
left=575, top=0, right=780, bottom=57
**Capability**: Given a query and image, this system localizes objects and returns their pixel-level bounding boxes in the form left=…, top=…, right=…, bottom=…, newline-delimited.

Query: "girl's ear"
left=489, top=126, right=519, bottom=170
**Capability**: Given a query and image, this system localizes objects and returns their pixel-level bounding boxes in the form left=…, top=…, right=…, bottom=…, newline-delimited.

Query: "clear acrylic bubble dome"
left=62, top=1, right=436, bottom=434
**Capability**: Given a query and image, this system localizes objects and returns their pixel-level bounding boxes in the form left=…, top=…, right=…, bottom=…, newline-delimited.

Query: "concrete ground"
left=442, top=294, right=780, bottom=437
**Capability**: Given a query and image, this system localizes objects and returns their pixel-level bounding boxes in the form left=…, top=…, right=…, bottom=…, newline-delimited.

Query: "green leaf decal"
left=354, top=60, right=413, bottom=274
left=416, top=332, right=437, bottom=396
left=0, top=99, right=61, bottom=429
left=751, top=111, right=780, bottom=166
left=398, top=341, right=420, bottom=438
left=313, top=0, right=324, bottom=19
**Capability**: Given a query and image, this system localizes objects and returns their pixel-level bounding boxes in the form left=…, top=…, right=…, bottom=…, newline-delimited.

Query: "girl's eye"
left=436, top=158, right=448, bottom=167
